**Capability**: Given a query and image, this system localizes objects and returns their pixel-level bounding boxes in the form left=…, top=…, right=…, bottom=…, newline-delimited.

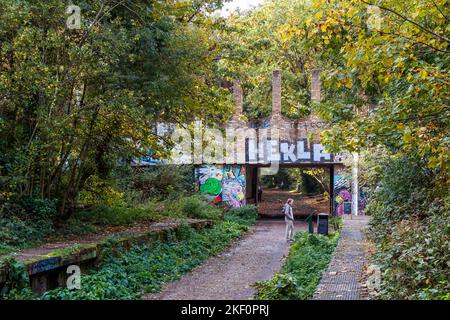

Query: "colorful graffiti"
left=200, top=178, right=222, bottom=196
left=335, top=189, right=351, bottom=216
left=222, top=165, right=246, bottom=208
left=333, top=174, right=367, bottom=215
left=196, top=165, right=246, bottom=208
left=196, top=165, right=223, bottom=204
left=334, top=174, right=350, bottom=216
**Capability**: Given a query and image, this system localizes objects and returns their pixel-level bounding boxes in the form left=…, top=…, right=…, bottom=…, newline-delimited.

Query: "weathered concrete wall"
left=0, top=220, right=212, bottom=296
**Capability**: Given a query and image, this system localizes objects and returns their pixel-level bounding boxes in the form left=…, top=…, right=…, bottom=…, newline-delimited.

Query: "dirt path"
left=258, top=189, right=329, bottom=218
left=145, top=219, right=305, bottom=300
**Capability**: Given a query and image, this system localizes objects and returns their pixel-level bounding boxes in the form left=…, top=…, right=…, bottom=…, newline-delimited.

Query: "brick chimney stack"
left=311, top=68, right=321, bottom=102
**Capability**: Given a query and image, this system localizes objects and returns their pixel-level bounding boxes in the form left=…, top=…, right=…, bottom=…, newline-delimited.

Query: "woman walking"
left=283, top=198, right=295, bottom=243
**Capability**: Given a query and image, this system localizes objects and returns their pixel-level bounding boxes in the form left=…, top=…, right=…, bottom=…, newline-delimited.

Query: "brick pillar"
left=311, top=68, right=321, bottom=102
left=233, top=79, right=243, bottom=116
left=272, top=70, right=281, bottom=118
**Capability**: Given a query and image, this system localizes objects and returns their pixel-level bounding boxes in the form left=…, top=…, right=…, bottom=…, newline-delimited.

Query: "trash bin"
left=305, top=214, right=314, bottom=234
left=317, top=213, right=329, bottom=235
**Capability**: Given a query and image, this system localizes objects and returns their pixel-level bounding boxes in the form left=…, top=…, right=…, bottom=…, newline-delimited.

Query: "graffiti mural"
left=196, top=165, right=224, bottom=204
left=222, top=165, right=246, bottom=209
left=333, top=174, right=367, bottom=215
left=196, top=165, right=246, bottom=208
left=334, top=174, right=350, bottom=216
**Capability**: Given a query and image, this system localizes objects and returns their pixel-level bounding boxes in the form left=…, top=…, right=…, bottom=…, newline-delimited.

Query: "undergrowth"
left=2, top=208, right=256, bottom=300
left=254, top=231, right=339, bottom=300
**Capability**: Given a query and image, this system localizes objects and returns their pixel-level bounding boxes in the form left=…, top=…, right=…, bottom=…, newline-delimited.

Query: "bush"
left=177, top=195, right=222, bottom=220
left=35, top=221, right=247, bottom=300
left=0, top=197, right=56, bottom=255
left=68, top=195, right=223, bottom=228
left=0, top=257, right=34, bottom=299
left=75, top=205, right=164, bottom=226
left=15, top=197, right=57, bottom=220
left=254, top=232, right=339, bottom=300
left=365, top=154, right=449, bottom=299
left=124, top=165, right=195, bottom=202
left=253, top=273, right=301, bottom=300
left=79, top=176, right=126, bottom=207
left=224, top=205, right=258, bottom=225
left=0, top=217, right=54, bottom=255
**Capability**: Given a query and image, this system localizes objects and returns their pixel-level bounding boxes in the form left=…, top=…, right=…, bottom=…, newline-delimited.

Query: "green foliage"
left=0, top=194, right=225, bottom=255
left=64, top=194, right=223, bottom=227
left=79, top=176, right=126, bottom=207
left=0, top=192, right=230, bottom=258
left=176, top=195, right=223, bottom=220
left=124, top=165, right=196, bottom=202
left=0, top=197, right=56, bottom=255
left=298, top=0, right=450, bottom=176
left=73, top=203, right=172, bottom=227
left=219, top=0, right=318, bottom=121
left=254, top=232, right=339, bottom=300
left=254, top=273, right=301, bottom=300
left=0, top=257, right=34, bottom=299
left=0, top=0, right=232, bottom=216
left=0, top=218, right=53, bottom=255
left=15, top=197, right=58, bottom=220
left=329, top=216, right=343, bottom=232
left=261, top=168, right=296, bottom=190
left=36, top=222, right=247, bottom=300
left=366, top=154, right=449, bottom=300
left=224, top=205, right=259, bottom=226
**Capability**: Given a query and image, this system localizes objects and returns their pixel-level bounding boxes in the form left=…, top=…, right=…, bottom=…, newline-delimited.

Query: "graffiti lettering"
left=30, top=257, right=60, bottom=274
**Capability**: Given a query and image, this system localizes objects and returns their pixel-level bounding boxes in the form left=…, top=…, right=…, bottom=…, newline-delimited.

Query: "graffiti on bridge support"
left=196, top=165, right=246, bottom=208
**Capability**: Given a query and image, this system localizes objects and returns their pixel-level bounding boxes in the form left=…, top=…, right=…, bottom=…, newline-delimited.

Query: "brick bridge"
left=136, top=70, right=361, bottom=216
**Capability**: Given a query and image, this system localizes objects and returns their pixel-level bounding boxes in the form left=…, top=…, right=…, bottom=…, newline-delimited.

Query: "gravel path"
left=145, top=219, right=303, bottom=300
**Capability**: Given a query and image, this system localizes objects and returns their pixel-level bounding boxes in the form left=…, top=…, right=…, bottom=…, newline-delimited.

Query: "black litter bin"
left=317, top=213, right=329, bottom=235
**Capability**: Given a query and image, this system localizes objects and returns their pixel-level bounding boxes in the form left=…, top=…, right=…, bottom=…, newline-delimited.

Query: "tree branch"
left=379, top=31, right=450, bottom=53
left=431, top=0, right=449, bottom=22
left=361, top=0, right=450, bottom=44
